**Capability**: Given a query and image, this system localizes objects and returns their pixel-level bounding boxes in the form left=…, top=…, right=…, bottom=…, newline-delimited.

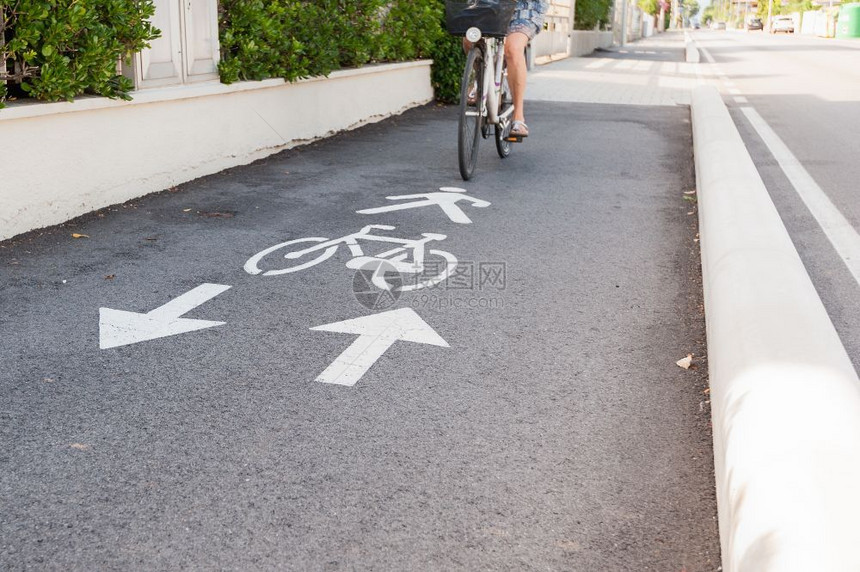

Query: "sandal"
left=510, top=120, right=529, bottom=138
left=466, top=86, right=478, bottom=106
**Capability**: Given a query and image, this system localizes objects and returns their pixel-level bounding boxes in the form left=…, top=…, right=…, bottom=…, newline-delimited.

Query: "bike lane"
left=1, top=99, right=719, bottom=569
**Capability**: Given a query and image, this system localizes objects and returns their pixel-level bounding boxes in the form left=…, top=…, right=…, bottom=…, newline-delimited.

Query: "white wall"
left=570, top=31, right=614, bottom=56
left=532, top=0, right=575, bottom=62
left=0, top=61, right=433, bottom=241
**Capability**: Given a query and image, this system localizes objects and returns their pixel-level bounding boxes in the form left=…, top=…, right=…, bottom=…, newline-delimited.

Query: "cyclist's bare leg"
left=504, top=32, right=529, bottom=127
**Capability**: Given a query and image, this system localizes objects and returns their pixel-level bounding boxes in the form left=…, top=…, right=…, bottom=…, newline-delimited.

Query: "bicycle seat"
left=421, top=233, right=448, bottom=241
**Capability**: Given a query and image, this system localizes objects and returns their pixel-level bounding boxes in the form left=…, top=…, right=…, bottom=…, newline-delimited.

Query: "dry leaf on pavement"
left=676, top=354, right=693, bottom=369
left=71, top=233, right=89, bottom=239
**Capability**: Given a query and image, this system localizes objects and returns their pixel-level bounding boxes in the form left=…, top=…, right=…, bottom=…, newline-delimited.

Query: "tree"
left=639, top=0, right=660, bottom=16
left=682, top=0, right=700, bottom=20
left=758, top=0, right=813, bottom=18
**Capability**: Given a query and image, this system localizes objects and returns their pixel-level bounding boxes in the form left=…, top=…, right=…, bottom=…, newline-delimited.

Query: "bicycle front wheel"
left=244, top=237, right=338, bottom=276
left=458, top=46, right=484, bottom=181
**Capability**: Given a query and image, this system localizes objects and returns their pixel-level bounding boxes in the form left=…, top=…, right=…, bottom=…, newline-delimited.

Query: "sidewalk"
left=529, top=32, right=698, bottom=107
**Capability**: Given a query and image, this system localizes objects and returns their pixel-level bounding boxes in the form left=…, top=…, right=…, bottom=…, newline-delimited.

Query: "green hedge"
left=217, top=0, right=462, bottom=101
left=574, top=0, right=614, bottom=30
left=1, top=0, right=464, bottom=108
left=0, top=0, right=160, bottom=108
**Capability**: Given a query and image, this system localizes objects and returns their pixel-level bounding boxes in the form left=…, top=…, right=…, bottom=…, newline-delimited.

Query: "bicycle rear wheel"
left=458, top=46, right=484, bottom=181
left=495, top=58, right=513, bottom=159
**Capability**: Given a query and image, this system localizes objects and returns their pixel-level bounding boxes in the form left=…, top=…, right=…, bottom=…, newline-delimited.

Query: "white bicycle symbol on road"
left=244, top=224, right=458, bottom=292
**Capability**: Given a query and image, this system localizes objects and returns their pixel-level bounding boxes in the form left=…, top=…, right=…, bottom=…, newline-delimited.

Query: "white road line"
left=734, top=96, right=749, bottom=103
left=741, top=107, right=860, bottom=286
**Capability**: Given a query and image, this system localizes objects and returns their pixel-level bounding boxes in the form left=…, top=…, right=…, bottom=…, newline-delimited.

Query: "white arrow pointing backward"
left=311, top=308, right=448, bottom=387
left=99, top=283, right=231, bottom=349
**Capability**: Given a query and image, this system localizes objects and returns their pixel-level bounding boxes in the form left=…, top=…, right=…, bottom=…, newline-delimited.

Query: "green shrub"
left=218, top=0, right=462, bottom=102
left=219, top=0, right=383, bottom=83
left=2, top=0, right=463, bottom=107
left=328, top=0, right=384, bottom=68
left=0, top=0, right=160, bottom=108
left=383, top=0, right=461, bottom=103
left=429, top=31, right=464, bottom=104
left=378, top=0, right=444, bottom=62
left=217, top=0, right=312, bottom=83
left=638, top=0, right=659, bottom=16
left=574, top=0, right=613, bottom=29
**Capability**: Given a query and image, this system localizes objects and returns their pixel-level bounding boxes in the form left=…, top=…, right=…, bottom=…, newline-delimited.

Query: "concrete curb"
left=684, top=32, right=700, bottom=63
left=691, top=84, right=860, bottom=571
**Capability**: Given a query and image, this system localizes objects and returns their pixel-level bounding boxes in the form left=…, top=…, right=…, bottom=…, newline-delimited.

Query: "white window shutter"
left=125, top=0, right=220, bottom=90
left=181, top=0, right=221, bottom=81
left=135, top=0, right=184, bottom=87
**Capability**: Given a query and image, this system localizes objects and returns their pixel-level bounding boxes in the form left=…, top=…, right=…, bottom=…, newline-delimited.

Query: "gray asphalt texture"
left=0, top=100, right=720, bottom=570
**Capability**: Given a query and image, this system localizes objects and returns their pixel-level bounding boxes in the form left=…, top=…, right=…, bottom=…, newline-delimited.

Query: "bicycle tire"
left=458, top=46, right=484, bottom=181
left=244, top=237, right=338, bottom=276
left=495, top=57, right=513, bottom=159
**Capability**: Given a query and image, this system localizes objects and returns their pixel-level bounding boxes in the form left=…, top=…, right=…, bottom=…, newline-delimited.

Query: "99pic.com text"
left=411, top=294, right=504, bottom=311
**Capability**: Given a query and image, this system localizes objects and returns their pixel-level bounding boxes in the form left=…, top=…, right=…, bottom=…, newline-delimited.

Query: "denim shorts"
left=507, top=0, right=548, bottom=40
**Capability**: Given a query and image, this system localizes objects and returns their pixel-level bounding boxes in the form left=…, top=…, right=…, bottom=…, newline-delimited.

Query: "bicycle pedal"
left=505, top=135, right=525, bottom=143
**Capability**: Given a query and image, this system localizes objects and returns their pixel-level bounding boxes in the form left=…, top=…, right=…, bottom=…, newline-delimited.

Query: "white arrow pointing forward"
left=99, top=283, right=231, bottom=349
left=311, top=308, right=449, bottom=387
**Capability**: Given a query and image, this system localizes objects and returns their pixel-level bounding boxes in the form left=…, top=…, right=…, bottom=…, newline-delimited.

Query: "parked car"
left=711, top=21, right=727, bottom=30
left=772, top=15, right=795, bottom=33
left=746, top=17, right=763, bottom=30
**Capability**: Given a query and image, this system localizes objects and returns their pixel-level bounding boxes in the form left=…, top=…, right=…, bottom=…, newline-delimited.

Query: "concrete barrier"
left=692, top=84, right=860, bottom=571
left=0, top=61, right=433, bottom=242
left=569, top=31, right=614, bottom=57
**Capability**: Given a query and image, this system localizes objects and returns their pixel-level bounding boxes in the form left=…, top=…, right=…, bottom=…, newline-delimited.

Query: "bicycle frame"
left=244, top=224, right=459, bottom=291
left=480, top=37, right=514, bottom=126
left=286, top=224, right=447, bottom=274
left=457, top=27, right=516, bottom=180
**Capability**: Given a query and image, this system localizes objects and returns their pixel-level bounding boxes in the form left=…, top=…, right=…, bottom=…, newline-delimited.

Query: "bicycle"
left=447, top=0, right=519, bottom=181
left=243, top=224, right=458, bottom=292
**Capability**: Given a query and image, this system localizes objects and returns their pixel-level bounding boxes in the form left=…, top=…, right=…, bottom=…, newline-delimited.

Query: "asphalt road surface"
left=1, top=99, right=719, bottom=570
left=694, top=29, right=860, bottom=373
